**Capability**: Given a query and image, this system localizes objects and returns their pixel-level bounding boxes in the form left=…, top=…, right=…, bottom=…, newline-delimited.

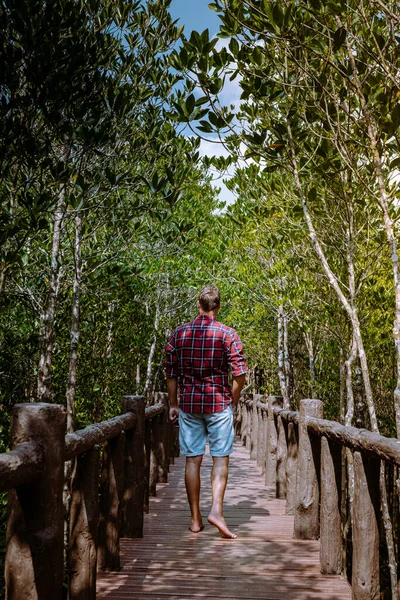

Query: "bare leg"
left=207, top=455, right=237, bottom=539
left=185, top=455, right=204, bottom=533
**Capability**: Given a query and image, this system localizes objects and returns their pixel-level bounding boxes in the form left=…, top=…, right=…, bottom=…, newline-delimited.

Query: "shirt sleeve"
left=226, top=331, right=247, bottom=377
left=165, top=331, right=179, bottom=378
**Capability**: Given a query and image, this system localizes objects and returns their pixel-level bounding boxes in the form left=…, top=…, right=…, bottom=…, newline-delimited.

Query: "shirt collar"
left=194, top=314, right=216, bottom=323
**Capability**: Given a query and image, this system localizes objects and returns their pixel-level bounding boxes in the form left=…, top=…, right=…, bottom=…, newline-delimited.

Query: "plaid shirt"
left=166, top=314, right=247, bottom=413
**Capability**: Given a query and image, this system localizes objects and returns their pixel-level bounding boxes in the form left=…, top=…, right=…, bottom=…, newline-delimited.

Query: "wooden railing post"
left=240, top=397, right=247, bottom=446
left=98, top=432, right=125, bottom=571
left=276, top=414, right=287, bottom=499
left=320, top=436, right=342, bottom=574
left=149, top=415, right=160, bottom=496
left=257, top=402, right=267, bottom=473
left=285, top=421, right=298, bottom=515
left=250, top=395, right=259, bottom=460
left=160, top=395, right=170, bottom=479
left=265, top=396, right=283, bottom=486
left=144, top=419, right=151, bottom=512
left=294, top=399, right=323, bottom=539
left=5, top=403, right=66, bottom=600
left=352, top=451, right=380, bottom=599
left=121, top=395, right=145, bottom=538
left=235, top=399, right=242, bottom=436
left=245, top=395, right=252, bottom=453
left=69, top=445, right=100, bottom=600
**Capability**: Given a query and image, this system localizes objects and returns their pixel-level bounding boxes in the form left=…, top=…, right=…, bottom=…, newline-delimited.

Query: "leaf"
left=229, top=38, right=239, bottom=56
left=308, top=187, right=317, bottom=202
left=391, top=104, right=400, bottom=129
left=333, top=27, right=347, bottom=51
left=185, top=93, right=195, bottom=115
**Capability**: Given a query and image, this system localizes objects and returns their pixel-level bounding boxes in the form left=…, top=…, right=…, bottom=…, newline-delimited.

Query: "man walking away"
left=166, top=285, right=247, bottom=539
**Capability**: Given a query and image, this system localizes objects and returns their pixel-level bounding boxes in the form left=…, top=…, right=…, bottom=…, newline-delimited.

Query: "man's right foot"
left=189, top=518, right=204, bottom=533
left=207, top=513, right=237, bottom=539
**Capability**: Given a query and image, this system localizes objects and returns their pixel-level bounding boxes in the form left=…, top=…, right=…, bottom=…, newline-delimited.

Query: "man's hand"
left=167, top=376, right=179, bottom=423
left=169, top=406, right=179, bottom=423
left=232, top=373, right=246, bottom=407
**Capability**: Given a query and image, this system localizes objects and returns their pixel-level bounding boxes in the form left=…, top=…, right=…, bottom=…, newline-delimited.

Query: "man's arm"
left=231, top=373, right=246, bottom=407
left=167, top=376, right=179, bottom=423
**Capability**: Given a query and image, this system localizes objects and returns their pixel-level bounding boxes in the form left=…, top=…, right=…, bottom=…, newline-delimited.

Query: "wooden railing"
left=0, top=392, right=177, bottom=600
left=236, top=394, right=400, bottom=600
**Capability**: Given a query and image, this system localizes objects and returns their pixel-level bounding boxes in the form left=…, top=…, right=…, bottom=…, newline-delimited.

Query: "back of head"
left=198, top=285, right=220, bottom=313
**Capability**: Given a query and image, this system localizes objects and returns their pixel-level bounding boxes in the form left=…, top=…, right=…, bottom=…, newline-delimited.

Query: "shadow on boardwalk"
left=97, top=440, right=351, bottom=600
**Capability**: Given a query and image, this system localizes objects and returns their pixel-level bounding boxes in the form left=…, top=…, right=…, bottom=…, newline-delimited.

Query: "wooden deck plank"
left=97, top=440, right=351, bottom=600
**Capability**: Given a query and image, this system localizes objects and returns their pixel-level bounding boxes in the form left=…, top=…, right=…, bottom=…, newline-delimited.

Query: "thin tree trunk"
left=342, top=31, right=398, bottom=597
left=105, top=300, right=116, bottom=360
left=304, top=332, right=316, bottom=399
left=37, top=186, right=66, bottom=401
left=283, top=314, right=292, bottom=403
left=66, top=211, right=83, bottom=434
left=136, top=363, right=141, bottom=394
left=143, top=298, right=161, bottom=397
left=277, top=305, right=289, bottom=407
left=287, top=122, right=379, bottom=433
left=0, top=263, right=7, bottom=309
left=339, top=347, right=346, bottom=425
left=342, top=20, right=400, bottom=439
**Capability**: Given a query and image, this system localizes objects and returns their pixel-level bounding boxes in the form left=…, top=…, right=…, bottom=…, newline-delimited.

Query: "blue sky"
left=169, top=0, right=221, bottom=38
left=169, top=1, right=240, bottom=207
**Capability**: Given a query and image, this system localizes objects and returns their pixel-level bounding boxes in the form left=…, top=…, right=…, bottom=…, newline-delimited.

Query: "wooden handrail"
left=2, top=394, right=175, bottom=600
left=236, top=393, right=398, bottom=599
left=269, top=406, right=400, bottom=466
left=0, top=441, right=43, bottom=492
left=65, top=411, right=137, bottom=460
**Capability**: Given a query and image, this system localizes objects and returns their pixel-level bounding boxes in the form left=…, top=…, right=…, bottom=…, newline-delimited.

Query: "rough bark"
left=294, top=399, right=323, bottom=540
left=143, top=298, right=161, bottom=397
left=66, top=210, right=83, bottom=434
left=277, top=305, right=289, bottom=407
left=265, top=396, right=283, bottom=486
left=121, top=395, right=146, bottom=538
left=0, top=442, right=42, bottom=492
left=304, top=332, right=316, bottom=399
left=285, top=421, right=298, bottom=515
left=69, top=446, right=100, bottom=600
left=352, top=451, right=380, bottom=600
left=5, top=403, right=66, bottom=600
left=98, top=432, right=125, bottom=571
left=65, top=412, right=136, bottom=461
left=320, top=436, right=342, bottom=574
left=37, top=186, right=67, bottom=401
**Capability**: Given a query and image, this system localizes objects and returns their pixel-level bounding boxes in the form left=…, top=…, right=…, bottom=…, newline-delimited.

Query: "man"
left=166, top=285, right=247, bottom=539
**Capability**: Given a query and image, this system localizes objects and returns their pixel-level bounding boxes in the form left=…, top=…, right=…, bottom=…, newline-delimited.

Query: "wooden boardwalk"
left=97, top=440, right=351, bottom=600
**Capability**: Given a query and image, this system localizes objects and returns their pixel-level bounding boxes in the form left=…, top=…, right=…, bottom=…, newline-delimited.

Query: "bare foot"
left=207, top=513, right=237, bottom=539
left=189, top=518, right=205, bottom=533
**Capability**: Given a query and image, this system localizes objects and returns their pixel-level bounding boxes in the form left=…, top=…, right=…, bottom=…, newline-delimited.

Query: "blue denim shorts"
left=178, top=404, right=234, bottom=457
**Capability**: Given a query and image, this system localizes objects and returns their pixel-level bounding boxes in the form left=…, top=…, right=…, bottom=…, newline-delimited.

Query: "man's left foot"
left=207, top=513, right=237, bottom=539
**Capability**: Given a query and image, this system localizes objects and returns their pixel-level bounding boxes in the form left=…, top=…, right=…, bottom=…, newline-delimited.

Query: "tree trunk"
left=66, top=211, right=83, bottom=434
left=287, top=123, right=379, bottom=433
left=136, top=363, right=141, bottom=394
left=143, top=297, right=161, bottom=397
left=37, top=186, right=67, bottom=401
left=304, top=332, right=316, bottom=399
left=283, top=314, right=292, bottom=404
left=277, top=305, right=289, bottom=407
left=343, top=22, right=400, bottom=439
left=0, top=262, right=7, bottom=310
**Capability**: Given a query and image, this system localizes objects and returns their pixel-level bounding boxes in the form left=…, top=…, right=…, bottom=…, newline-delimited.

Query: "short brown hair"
left=198, top=285, right=220, bottom=312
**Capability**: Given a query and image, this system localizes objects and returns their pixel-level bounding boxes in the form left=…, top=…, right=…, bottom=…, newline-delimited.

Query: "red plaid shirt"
left=166, top=314, right=247, bottom=413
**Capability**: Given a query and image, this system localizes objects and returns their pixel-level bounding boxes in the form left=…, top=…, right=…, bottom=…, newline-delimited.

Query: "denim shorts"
left=178, top=404, right=234, bottom=457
